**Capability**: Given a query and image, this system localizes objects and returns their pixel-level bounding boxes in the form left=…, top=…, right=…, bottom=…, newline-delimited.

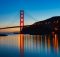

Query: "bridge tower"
left=20, top=10, right=24, bottom=57
left=20, top=10, right=24, bottom=31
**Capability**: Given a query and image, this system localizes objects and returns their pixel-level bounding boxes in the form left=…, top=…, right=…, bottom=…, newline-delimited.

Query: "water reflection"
left=53, top=34, right=58, bottom=53
left=24, top=34, right=59, bottom=57
left=0, top=35, right=20, bottom=57
left=20, top=34, right=24, bottom=57
left=0, top=33, right=59, bottom=57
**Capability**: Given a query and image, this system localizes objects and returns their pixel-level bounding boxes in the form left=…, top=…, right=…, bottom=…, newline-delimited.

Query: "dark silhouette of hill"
left=21, top=16, right=60, bottom=35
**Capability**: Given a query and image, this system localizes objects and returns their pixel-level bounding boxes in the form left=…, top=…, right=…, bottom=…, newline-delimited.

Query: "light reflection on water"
left=0, top=34, right=60, bottom=57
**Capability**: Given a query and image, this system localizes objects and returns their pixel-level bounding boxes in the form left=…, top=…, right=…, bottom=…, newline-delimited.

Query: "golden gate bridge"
left=0, top=10, right=37, bottom=31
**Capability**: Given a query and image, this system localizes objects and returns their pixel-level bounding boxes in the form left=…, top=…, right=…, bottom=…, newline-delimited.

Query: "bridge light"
left=21, top=19, right=24, bottom=21
left=21, top=15, right=23, bottom=17
left=21, top=12, right=24, bottom=14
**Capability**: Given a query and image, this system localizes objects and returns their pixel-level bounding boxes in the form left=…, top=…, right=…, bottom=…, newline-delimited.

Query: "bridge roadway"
left=0, top=25, right=30, bottom=30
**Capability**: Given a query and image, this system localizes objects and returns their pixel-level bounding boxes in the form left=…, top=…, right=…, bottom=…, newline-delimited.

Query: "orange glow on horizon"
left=0, top=28, right=20, bottom=33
